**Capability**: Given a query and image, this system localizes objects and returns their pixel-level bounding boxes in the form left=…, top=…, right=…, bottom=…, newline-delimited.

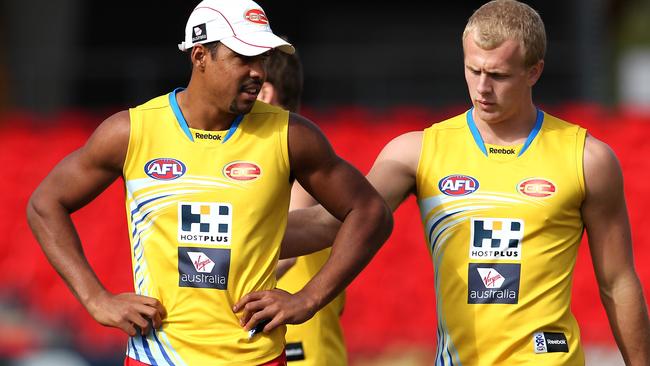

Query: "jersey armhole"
left=278, top=110, right=291, bottom=177
left=415, top=128, right=430, bottom=198
left=575, top=127, right=587, bottom=201
left=123, top=108, right=140, bottom=177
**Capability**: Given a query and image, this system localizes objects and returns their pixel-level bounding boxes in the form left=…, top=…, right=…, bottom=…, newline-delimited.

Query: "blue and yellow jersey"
left=416, top=109, right=587, bottom=365
left=122, top=90, right=291, bottom=365
left=277, top=249, right=347, bottom=365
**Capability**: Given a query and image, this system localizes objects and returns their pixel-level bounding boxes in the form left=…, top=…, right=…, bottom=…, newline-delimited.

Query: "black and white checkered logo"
left=469, top=218, right=524, bottom=260
left=178, top=202, right=232, bottom=245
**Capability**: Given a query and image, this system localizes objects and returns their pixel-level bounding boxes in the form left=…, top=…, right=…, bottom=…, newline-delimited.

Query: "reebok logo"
left=194, top=132, right=222, bottom=141
left=489, top=147, right=516, bottom=155
left=533, top=332, right=569, bottom=353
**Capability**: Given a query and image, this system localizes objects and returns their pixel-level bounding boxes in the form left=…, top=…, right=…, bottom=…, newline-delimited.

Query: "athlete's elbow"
left=26, top=188, right=60, bottom=234
left=366, top=197, right=394, bottom=245
left=26, top=191, right=44, bottom=225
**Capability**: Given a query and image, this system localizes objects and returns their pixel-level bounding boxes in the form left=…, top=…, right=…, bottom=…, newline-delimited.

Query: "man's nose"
left=477, top=74, right=492, bottom=95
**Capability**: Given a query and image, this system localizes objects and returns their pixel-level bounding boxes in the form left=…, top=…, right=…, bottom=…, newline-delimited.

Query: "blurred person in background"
left=25, top=0, right=391, bottom=365
left=239, top=1, right=650, bottom=365
left=257, top=45, right=348, bottom=365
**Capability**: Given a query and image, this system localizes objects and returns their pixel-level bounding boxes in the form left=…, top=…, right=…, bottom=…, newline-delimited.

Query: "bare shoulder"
left=83, top=110, right=131, bottom=172
left=92, top=110, right=131, bottom=141
left=583, top=134, right=623, bottom=198
left=287, top=112, right=324, bottom=137
left=376, top=131, right=423, bottom=172
left=366, top=131, right=422, bottom=210
left=287, top=112, right=336, bottom=169
left=585, top=134, right=618, bottom=163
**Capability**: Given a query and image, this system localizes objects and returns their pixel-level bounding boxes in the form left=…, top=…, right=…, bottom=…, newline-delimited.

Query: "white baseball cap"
left=178, top=0, right=295, bottom=56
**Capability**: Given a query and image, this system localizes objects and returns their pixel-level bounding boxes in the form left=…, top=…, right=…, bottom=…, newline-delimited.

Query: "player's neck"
left=474, top=105, right=538, bottom=146
left=176, top=88, right=237, bottom=131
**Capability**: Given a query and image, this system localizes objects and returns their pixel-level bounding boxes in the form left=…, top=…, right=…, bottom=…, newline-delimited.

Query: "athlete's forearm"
left=26, top=195, right=107, bottom=309
left=281, top=205, right=342, bottom=259
left=275, top=258, right=297, bottom=279
left=600, top=272, right=650, bottom=366
left=296, top=197, right=392, bottom=312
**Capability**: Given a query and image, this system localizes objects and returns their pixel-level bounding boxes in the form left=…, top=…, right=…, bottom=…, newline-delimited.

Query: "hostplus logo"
left=468, top=263, right=520, bottom=304
left=178, top=202, right=232, bottom=245
left=469, top=218, right=524, bottom=260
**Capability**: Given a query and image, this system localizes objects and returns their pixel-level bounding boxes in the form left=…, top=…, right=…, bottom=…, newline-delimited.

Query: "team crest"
left=517, top=178, right=556, bottom=198
left=223, top=161, right=262, bottom=181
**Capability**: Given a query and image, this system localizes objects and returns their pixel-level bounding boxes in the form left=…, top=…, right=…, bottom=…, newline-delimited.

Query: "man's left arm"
left=582, top=135, right=650, bottom=366
left=233, top=113, right=392, bottom=332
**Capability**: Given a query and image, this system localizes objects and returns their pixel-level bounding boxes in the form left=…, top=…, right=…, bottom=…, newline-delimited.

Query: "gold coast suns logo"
left=223, top=161, right=262, bottom=182
left=517, top=178, right=556, bottom=198
left=244, top=9, right=268, bottom=24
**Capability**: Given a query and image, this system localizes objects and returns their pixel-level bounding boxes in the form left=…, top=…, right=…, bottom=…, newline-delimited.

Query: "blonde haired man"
left=239, top=1, right=650, bottom=365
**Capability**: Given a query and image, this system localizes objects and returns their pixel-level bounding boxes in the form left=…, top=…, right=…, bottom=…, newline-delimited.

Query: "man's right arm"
left=26, top=111, right=165, bottom=336
left=281, top=131, right=422, bottom=258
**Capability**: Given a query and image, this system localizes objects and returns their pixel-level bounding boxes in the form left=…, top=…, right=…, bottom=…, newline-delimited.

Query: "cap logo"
left=192, top=23, right=207, bottom=43
left=244, top=9, right=268, bottom=24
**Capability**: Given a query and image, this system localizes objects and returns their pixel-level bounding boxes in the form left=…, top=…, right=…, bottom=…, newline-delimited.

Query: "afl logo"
left=518, top=178, right=556, bottom=198
left=438, top=175, right=479, bottom=196
left=244, top=9, right=268, bottom=24
left=224, top=161, right=261, bottom=181
left=144, top=158, right=186, bottom=180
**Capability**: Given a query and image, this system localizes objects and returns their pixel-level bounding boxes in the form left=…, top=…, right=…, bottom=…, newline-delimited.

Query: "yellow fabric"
left=122, top=93, right=291, bottom=365
left=416, top=110, right=587, bottom=365
left=277, top=248, right=348, bottom=365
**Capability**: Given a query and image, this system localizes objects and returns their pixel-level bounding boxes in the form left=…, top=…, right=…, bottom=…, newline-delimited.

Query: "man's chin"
left=229, top=100, right=255, bottom=115
left=475, top=107, right=503, bottom=124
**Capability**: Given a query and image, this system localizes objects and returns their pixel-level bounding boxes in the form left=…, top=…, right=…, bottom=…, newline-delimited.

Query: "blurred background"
left=1, top=0, right=649, bottom=365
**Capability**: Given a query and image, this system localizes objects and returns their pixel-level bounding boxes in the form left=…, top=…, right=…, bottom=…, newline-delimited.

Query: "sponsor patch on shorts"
left=533, top=331, right=569, bottom=353
left=285, top=342, right=305, bottom=361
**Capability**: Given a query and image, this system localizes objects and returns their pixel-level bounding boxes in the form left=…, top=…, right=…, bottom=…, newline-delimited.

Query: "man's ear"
left=527, top=60, right=544, bottom=87
left=191, top=44, right=208, bottom=71
left=257, top=82, right=277, bottom=105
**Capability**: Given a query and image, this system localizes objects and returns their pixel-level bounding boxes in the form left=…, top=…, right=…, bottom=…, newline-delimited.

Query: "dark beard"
left=228, top=99, right=254, bottom=115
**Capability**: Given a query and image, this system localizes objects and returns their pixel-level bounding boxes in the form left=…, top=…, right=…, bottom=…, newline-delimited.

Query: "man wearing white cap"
left=26, top=0, right=392, bottom=365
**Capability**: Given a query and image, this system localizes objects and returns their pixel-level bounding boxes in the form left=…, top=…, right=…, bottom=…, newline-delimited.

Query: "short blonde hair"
left=462, top=0, right=546, bottom=67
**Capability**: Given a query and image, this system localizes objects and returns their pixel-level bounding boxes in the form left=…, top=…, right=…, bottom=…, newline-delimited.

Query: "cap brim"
left=221, top=31, right=295, bottom=56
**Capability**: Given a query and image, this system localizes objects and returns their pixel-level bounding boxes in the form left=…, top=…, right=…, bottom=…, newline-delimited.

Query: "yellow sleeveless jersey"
left=276, top=248, right=347, bottom=365
left=122, top=89, right=291, bottom=365
left=416, top=109, right=587, bottom=365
